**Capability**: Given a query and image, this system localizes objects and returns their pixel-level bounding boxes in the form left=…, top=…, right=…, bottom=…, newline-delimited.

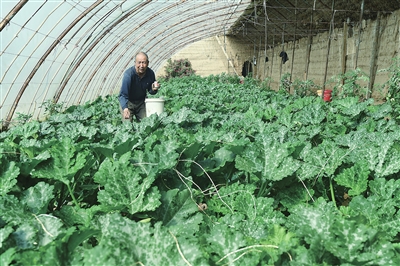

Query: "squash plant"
left=1, top=72, right=400, bottom=265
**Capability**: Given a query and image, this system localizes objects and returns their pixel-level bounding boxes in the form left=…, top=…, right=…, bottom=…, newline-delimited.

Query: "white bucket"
left=145, top=98, right=165, bottom=117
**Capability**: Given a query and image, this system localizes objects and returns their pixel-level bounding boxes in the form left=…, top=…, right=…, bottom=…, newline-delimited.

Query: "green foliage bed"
left=1, top=74, right=400, bottom=265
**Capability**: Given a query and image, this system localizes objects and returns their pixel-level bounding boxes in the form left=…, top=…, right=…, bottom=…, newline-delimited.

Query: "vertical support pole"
left=258, top=36, right=262, bottom=79
left=290, top=0, right=298, bottom=88
left=223, top=26, right=228, bottom=74
left=280, top=23, right=285, bottom=81
left=323, top=0, right=335, bottom=92
left=367, top=12, right=381, bottom=99
left=341, top=21, right=348, bottom=85
left=354, top=0, right=365, bottom=69
left=305, top=9, right=314, bottom=80
left=270, top=28, right=275, bottom=84
left=253, top=43, right=257, bottom=78
left=264, top=12, right=268, bottom=79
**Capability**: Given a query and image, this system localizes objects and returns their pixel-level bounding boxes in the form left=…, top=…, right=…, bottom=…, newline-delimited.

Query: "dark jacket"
left=118, top=66, right=157, bottom=109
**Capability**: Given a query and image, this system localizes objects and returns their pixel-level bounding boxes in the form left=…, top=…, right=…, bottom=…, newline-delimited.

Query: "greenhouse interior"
left=1, top=0, right=400, bottom=265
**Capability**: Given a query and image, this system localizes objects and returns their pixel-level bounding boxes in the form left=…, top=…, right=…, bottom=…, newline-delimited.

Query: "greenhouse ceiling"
left=231, top=0, right=400, bottom=48
left=1, top=0, right=400, bottom=130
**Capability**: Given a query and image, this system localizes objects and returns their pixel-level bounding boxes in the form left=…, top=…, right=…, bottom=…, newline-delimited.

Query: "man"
left=118, top=52, right=160, bottom=121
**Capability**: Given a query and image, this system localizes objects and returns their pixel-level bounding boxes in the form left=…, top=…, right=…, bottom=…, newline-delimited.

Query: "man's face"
left=135, top=54, right=148, bottom=75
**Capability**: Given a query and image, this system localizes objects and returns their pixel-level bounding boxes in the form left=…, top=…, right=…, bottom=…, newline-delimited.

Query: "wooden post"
left=341, top=21, right=348, bottom=85
left=367, top=12, right=381, bottom=99
left=270, top=28, right=275, bottom=86
left=305, top=9, right=314, bottom=80
left=323, top=0, right=335, bottom=92
left=354, top=0, right=365, bottom=69
left=264, top=12, right=268, bottom=79
left=290, top=0, right=298, bottom=88
left=280, top=24, right=285, bottom=81
left=253, top=43, right=256, bottom=77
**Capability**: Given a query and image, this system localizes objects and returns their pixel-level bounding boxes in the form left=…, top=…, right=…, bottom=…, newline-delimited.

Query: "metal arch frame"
left=51, top=1, right=151, bottom=104
left=143, top=3, right=248, bottom=65
left=72, top=1, right=188, bottom=105
left=56, top=2, right=152, bottom=107
left=57, top=1, right=162, bottom=107
left=26, top=1, right=102, bottom=119
left=45, top=0, right=133, bottom=113
left=30, top=1, right=118, bottom=119
left=87, top=1, right=243, bottom=102
left=77, top=0, right=215, bottom=104
left=104, top=1, right=247, bottom=99
left=1, top=1, right=47, bottom=108
left=0, top=0, right=28, bottom=31
left=2, top=1, right=70, bottom=120
left=57, top=1, right=248, bottom=106
left=2, top=0, right=104, bottom=130
left=149, top=6, right=249, bottom=69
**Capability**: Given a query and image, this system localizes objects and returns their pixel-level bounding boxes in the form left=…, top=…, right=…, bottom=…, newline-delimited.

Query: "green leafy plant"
left=13, top=112, right=33, bottom=127
left=40, top=99, right=65, bottom=116
left=383, top=57, right=400, bottom=101
left=328, top=68, right=369, bottom=100
left=380, top=57, right=400, bottom=121
left=163, top=58, right=196, bottom=80
left=292, top=78, right=321, bottom=97
left=259, top=77, right=273, bottom=90
left=279, top=72, right=291, bottom=93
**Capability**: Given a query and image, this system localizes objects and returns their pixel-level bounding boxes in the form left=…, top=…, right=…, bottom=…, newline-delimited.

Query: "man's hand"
left=123, top=108, right=130, bottom=119
left=152, top=81, right=160, bottom=91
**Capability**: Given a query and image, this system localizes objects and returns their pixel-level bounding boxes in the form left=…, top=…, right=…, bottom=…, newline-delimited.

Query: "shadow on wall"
left=242, top=61, right=252, bottom=77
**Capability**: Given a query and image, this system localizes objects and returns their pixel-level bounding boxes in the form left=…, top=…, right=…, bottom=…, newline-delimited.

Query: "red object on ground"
left=323, top=89, right=332, bottom=102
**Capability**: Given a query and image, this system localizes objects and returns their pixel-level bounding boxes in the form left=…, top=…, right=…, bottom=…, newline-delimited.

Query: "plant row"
left=1, top=72, right=400, bottom=265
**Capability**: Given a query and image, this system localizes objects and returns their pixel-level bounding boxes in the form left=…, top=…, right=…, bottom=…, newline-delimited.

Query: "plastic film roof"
left=1, top=0, right=251, bottom=127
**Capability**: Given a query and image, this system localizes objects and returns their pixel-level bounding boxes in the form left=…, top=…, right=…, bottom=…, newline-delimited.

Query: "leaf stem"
left=216, top=244, right=279, bottom=264
left=329, top=176, right=337, bottom=208
left=66, top=183, right=80, bottom=208
left=257, top=181, right=272, bottom=197
left=169, top=230, right=192, bottom=266
left=33, top=214, right=54, bottom=237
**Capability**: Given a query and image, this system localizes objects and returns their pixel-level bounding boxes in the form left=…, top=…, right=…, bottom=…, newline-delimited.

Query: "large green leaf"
left=334, top=97, right=373, bottom=117
left=55, top=205, right=102, bottom=228
left=55, top=122, right=98, bottom=141
left=6, top=120, right=40, bottom=141
left=334, top=161, right=369, bottom=196
left=18, top=149, right=51, bottom=176
left=204, top=218, right=249, bottom=265
left=207, top=183, right=286, bottom=241
left=0, top=159, right=19, bottom=196
left=79, top=214, right=207, bottom=266
left=293, top=100, right=326, bottom=125
left=0, top=248, right=16, bottom=266
left=348, top=178, right=400, bottom=239
left=235, top=135, right=300, bottom=182
left=298, top=140, right=347, bottom=180
left=288, top=198, right=400, bottom=265
left=21, top=182, right=54, bottom=214
left=0, top=194, right=31, bottom=226
left=347, top=131, right=400, bottom=177
left=31, top=137, right=89, bottom=185
left=94, top=152, right=161, bottom=214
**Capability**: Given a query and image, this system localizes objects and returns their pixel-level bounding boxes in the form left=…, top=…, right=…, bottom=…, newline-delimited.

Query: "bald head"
left=135, top=52, right=149, bottom=77
left=135, top=52, right=149, bottom=62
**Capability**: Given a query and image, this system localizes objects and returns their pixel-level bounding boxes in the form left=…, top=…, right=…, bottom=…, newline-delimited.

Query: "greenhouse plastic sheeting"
left=1, top=0, right=250, bottom=128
